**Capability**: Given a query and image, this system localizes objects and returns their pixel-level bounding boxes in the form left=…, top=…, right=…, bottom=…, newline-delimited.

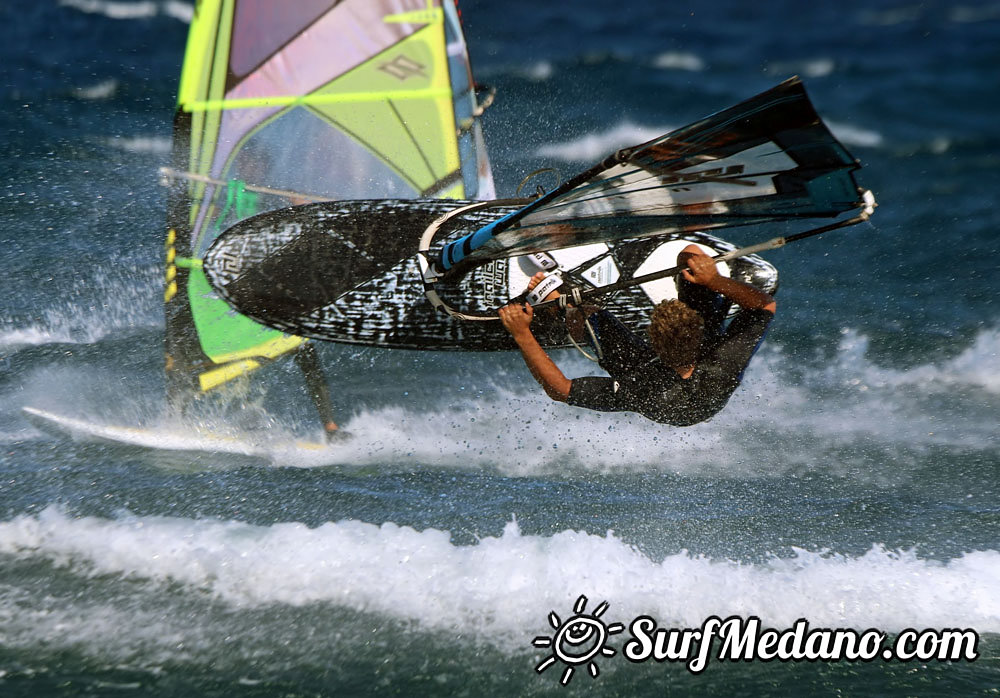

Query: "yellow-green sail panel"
left=309, top=18, right=462, bottom=197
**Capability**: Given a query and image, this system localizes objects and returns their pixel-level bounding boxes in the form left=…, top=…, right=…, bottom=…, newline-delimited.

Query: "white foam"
left=0, top=507, right=996, bottom=649
left=652, top=52, right=706, bottom=72
left=105, top=135, right=172, bottom=155
left=329, top=381, right=726, bottom=475
left=309, top=325, right=1000, bottom=475
left=721, top=328, right=1000, bottom=452
left=0, top=325, right=78, bottom=349
left=858, top=5, right=924, bottom=26
left=162, top=0, right=192, bottom=22
left=834, top=327, right=1000, bottom=395
left=525, top=61, right=554, bottom=81
left=765, top=58, right=835, bottom=78
left=0, top=582, right=197, bottom=664
left=827, top=120, right=884, bottom=149
left=59, top=0, right=191, bottom=21
left=11, top=324, right=998, bottom=473
left=72, top=79, right=119, bottom=100
left=536, top=115, right=883, bottom=165
left=0, top=265, right=161, bottom=351
left=537, top=123, right=670, bottom=162
left=60, top=0, right=158, bottom=19
left=0, top=316, right=111, bottom=350
left=951, top=3, right=1000, bottom=22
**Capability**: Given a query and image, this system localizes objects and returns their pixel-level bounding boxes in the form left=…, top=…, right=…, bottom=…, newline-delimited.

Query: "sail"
left=163, top=0, right=494, bottom=401
left=437, top=77, right=862, bottom=275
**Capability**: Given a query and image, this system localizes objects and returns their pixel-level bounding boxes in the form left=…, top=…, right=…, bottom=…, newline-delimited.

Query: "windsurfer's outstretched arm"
left=679, top=246, right=776, bottom=313
left=498, top=302, right=571, bottom=402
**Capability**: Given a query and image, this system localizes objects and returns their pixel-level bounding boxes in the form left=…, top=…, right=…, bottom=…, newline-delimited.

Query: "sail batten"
left=181, top=89, right=457, bottom=111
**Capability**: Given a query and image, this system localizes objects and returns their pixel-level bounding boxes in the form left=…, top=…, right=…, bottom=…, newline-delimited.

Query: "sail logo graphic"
left=213, top=249, right=243, bottom=275
left=478, top=261, right=505, bottom=299
left=380, top=55, right=427, bottom=81
left=660, top=164, right=753, bottom=187
left=533, top=595, right=624, bottom=686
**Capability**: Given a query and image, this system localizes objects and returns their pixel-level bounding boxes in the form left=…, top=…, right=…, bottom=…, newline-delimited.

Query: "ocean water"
left=2, top=0, right=999, bottom=695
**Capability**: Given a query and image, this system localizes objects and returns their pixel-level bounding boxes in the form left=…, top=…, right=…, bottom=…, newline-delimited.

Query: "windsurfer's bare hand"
left=499, top=302, right=534, bottom=338
left=678, top=244, right=776, bottom=313
left=679, top=245, right=720, bottom=286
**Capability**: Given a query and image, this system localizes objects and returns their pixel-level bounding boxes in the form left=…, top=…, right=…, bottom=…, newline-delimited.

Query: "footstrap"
left=526, top=251, right=558, bottom=271
left=526, top=273, right=564, bottom=305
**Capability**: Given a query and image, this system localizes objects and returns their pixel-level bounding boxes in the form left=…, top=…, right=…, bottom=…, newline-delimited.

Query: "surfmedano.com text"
left=623, top=616, right=979, bottom=673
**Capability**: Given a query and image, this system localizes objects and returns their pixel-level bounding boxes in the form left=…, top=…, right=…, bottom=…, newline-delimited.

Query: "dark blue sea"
left=2, top=0, right=999, bottom=695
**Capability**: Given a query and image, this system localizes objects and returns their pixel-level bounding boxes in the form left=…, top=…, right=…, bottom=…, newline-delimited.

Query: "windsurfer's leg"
left=293, top=342, right=341, bottom=438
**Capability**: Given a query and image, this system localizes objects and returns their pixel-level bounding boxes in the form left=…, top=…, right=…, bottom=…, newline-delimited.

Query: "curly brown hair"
left=648, top=300, right=704, bottom=368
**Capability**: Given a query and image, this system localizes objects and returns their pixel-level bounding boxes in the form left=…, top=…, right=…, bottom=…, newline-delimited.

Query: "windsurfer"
left=497, top=245, right=775, bottom=426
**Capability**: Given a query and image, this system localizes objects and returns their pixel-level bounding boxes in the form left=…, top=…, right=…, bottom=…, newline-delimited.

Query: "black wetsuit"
left=566, top=279, right=772, bottom=426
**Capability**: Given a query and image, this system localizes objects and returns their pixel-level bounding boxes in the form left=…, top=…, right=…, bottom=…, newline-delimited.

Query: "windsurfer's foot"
left=525, top=271, right=562, bottom=315
left=325, top=428, right=352, bottom=443
left=324, top=422, right=351, bottom=443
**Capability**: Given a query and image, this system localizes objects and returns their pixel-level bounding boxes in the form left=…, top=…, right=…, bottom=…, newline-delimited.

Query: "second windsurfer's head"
left=648, top=299, right=704, bottom=369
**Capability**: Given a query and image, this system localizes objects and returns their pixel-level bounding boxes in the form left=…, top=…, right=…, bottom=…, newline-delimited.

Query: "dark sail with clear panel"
left=437, top=77, right=863, bottom=275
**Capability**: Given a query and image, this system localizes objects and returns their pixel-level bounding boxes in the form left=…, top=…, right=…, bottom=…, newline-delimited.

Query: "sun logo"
left=533, top=595, right=624, bottom=686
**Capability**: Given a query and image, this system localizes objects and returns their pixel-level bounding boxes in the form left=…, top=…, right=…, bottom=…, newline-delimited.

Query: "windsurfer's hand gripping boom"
left=498, top=300, right=573, bottom=402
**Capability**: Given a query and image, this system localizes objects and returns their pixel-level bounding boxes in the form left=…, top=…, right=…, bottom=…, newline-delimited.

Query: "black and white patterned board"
left=204, top=199, right=778, bottom=351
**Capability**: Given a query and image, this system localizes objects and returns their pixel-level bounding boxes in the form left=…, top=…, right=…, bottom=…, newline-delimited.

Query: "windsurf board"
left=22, top=406, right=332, bottom=459
left=203, top=199, right=779, bottom=351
